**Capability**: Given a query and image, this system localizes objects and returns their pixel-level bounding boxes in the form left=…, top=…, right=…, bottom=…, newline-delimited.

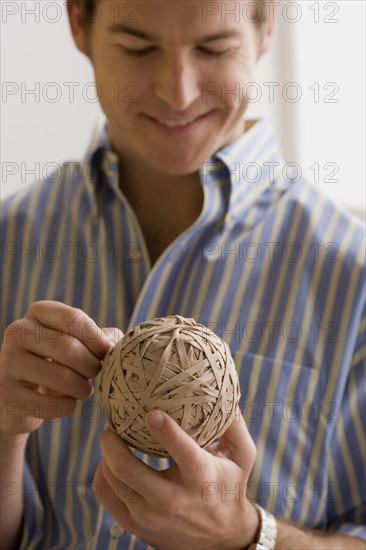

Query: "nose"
left=153, top=52, right=201, bottom=112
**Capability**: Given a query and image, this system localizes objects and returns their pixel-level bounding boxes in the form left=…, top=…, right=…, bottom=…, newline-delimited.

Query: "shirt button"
left=109, top=522, right=124, bottom=538
left=133, top=247, right=142, bottom=261
left=225, top=217, right=234, bottom=230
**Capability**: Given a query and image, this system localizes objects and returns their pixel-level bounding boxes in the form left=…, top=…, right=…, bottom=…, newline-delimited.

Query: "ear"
left=66, top=0, right=90, bottom=56
left=259, top=20, right=275, bottom=56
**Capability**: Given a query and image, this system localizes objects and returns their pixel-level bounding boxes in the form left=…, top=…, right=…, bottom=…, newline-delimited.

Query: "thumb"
left=145, top=410, right=205, bottom=480
left=101, top=327, right=124, bottom=346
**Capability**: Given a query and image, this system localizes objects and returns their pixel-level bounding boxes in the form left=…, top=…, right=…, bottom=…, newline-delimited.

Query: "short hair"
left=73, top=0, right=272, bottom=33
left=72, top=0, right=98, bottom=32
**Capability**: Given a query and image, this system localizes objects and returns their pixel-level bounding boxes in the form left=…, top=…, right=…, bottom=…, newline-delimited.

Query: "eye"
left=121, top=47, right=156, bottom=57
left=120, top=46, right=231, bottom=58
left=197, top=47, right=230, bottom=58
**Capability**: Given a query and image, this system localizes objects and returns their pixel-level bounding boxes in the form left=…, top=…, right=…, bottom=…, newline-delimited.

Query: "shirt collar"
left=84, top=113, right=286, bottom=224
left=81, top=114, right=120, bottom=212
left=84, top=113, right=114, bottom=165
left=209, top=117, right=287, bottom=227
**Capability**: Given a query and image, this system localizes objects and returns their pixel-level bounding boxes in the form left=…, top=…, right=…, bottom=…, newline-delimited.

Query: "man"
left=1, top=1, right=365, bottom=549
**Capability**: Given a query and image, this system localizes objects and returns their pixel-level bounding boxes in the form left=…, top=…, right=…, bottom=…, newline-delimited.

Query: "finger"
left=93, top=461, right=134, bottom=532
left=102, top=327, right=124, bottom=345
left=99, top=429, right=163, bottom=500
left=145, top=410, right=205, bottom=481
left=12, top=318, right=102, bottom=379
left=217, top=407, right=256, bottom=470
left=13, top=352, right=94, bottom=400
left=27, top=301, right=112, bottom=359
left=11, top=387, right=78, bottom=420
left=101, top=459, right=142, bottom=506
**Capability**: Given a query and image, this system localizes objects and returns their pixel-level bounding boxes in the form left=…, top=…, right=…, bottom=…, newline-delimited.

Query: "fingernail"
left=147, top=410, right=165, bottom=428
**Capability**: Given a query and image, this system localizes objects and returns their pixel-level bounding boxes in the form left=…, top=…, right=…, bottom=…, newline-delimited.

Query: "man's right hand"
left=0, top=301, right=117, bottom=438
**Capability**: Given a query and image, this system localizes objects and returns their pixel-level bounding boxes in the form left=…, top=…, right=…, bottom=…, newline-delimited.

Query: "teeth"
left=157, top=118, right=196, bottom=127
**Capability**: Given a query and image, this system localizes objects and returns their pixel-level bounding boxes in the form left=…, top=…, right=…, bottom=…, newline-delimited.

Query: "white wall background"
left=1, top=1, right=365, bottom=218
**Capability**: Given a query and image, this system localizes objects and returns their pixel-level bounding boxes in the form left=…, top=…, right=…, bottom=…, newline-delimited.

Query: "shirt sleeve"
left=326, top=304, right=366, bottom=541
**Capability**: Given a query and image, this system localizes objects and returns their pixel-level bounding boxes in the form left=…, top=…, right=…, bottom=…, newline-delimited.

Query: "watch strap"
left=248, top=504, right=277, bottom=550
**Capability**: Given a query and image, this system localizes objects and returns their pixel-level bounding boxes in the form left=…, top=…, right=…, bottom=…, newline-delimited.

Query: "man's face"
left=72, top=0, right=271, bottom=176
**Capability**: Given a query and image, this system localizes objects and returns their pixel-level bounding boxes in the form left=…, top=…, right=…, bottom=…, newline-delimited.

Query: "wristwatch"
left=247, top=504, right=278, bottom=550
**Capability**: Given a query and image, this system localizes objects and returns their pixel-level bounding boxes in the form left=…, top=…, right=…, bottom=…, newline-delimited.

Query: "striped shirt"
left=1, top=115, right=365, bottom=549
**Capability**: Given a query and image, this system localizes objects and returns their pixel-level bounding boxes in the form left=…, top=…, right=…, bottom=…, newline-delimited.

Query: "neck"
left=111, top=118, right=256, bottom=263
left=118, top=163, right=204, bottom=265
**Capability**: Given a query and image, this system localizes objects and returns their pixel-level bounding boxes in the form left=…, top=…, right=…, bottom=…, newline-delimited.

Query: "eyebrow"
left=107, top=24, right=241, bottom=43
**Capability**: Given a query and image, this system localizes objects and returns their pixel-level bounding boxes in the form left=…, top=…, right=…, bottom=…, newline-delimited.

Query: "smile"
left=145, top=112, right=213, bottom=134
left=156, top=117, right=197, bottom=127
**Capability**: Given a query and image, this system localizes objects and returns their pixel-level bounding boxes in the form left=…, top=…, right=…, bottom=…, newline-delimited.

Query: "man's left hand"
left=93, top=407, right=259, bottom=549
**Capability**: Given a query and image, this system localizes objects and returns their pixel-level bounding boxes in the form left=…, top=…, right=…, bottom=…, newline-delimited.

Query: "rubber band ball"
left=100, top=315, right=240, bottom=457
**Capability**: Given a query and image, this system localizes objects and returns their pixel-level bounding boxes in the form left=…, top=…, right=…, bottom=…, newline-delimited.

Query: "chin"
left=150, top=149, right=213, bottom=175
left=153, top=164, right=199, bottom=177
